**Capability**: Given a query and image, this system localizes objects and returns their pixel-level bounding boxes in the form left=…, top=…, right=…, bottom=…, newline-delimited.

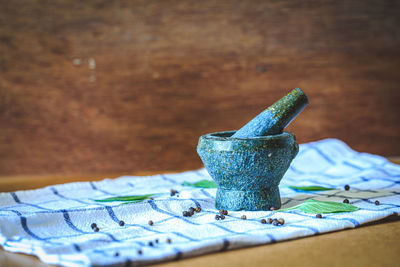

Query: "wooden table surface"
left=1, top=159, right=399, bottom=267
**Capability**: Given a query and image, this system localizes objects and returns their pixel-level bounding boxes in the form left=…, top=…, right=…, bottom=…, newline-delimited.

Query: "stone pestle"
left=231, top=88, right=308, bottom=138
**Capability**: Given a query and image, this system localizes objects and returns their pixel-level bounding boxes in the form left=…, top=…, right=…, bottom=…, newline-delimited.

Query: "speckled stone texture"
left=232, top=88, right=308, bottom=138
left=197, top=131, right=299, bottom=211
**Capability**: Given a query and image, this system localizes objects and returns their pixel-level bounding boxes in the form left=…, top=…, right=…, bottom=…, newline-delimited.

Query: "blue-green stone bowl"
left=197, top=131, right=299, bottom=211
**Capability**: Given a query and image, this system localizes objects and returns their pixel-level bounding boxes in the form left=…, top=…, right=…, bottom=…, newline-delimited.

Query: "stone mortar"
left=197, top=130, right=298, bottom=211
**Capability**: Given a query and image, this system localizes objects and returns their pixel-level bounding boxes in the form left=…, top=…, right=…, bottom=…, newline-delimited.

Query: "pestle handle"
left=231, top=88, right=308, bottom=138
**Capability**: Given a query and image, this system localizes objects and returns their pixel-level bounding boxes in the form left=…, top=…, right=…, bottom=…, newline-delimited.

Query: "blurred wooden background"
left=0, top=0, right=399, bottom=176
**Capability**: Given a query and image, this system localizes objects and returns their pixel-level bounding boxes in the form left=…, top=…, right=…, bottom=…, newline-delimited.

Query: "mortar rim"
left=200, top=130, right=295, bottom=141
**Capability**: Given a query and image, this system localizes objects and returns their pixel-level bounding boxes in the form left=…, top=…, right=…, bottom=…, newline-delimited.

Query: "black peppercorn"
left=114, top=252, right=119, bottom=257
left=155, top=239, right=159, bottom=244
left=137, top=249, right=142, bottom=255
left=272, top=220, right=279, bottom=226
left=188, top=210, right=194, bottom=216
left=344, top=184, right=350, bottom=191
left=261, top=219, right=267, bottom=224
left=183, top=211, right=190, bottom=217
left=215, top=215, right=221, bottom=220
left=195, top=207, right=201, bottom=212
left=148, top=220, right=154, bottom=226
left=166, top=238, right=172, bottom=244
left=189, top=207, right=195, bottom=212
left=119, top=220, right=125, bottom=226
left=241, top=215, right=247, bottom=220
left=170, top=189, right=178, bottom=196
left=316, top=214, right=323, bottom=218
left=278, top=218, right=285, bottom=225
left=93, top=227, right=99, bottom=232
left=267, top=218, right=273, bottom=224
left=375, top=200, right=380, bottom=205
left=218, top=209, right=228, bottom=216
left=343, top=199, right=349, bottom=204
left=220, top=214, right=225, bottom=220
left=148, top=241, right=153, bottom=246
left=91, top=223, right=97, bottom=229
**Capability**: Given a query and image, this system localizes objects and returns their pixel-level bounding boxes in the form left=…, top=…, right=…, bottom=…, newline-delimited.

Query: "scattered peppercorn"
left=272, top=220, right=279, bottom=226
left=148, top=220, right=154, bottom=226
left=316, top=214, right=323, bottom=218
left=114, top=252, right=119, bottom=257
left=220, top=214, right=225, bottom=220
left=93, top=227, right=99, bottom=232
left=119, top=220, right=125, bottom=226
left=375, top=200, right=380, bottom=205
left=343, top=199, right=349, bottom=204
left=137, top=249, right=142, bottom=255
left=215, top=215, right=221, bottom=220
left=270, top=207, right=276, bottom=211
left=278, top=218, right=285, bottom=225
left=155, top=239, right=159, bottom=244
left=183, top=211, right=190, bottom=217
left=241, top=215, right=247, bottom=220
left=261, top=219, right=267, bottom=224
left=267, top=218, right=273, bottom=224
left=170, top=189, right=178, bottom=196
left=344, top=184, right=350, bottom=191
left=189, top=207, right=195, bottom=213
left=91, top=223, right=97, bottom=229
left=148, top=241, right=153, bottom=246
left=166, top=238, right=172, bottom=244
left=188, top=210, right=194, bottom=216
left=219, top=209, right=228, bottom=215
left=195, top=207, right=201, bottom=212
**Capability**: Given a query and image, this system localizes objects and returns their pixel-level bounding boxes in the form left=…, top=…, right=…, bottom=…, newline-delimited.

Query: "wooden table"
left=1, top=160, right=399, bottom=267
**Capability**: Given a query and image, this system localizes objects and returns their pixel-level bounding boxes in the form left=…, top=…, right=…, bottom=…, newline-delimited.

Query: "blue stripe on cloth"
left=50, top=187, right=90, bottom=205
left=171, top=231, right=198, bottom=242
left=89, top=182, right=119, bottom=196
left=105, top=206, right=120, bottom=223
left=161, top=175, right=177, bottom=184
left=62, top=210, right=86, bottom=234
left=173, top=247, right=183, bottom=260
left=289, top=224, right=319, bottom=234
left=73, top=243, right=81, bottom=252
left=309, top=145, right=335, bottom=165
left=10, top=210, right=48, bottom=241
left=343, top=161, right=364, bottom=171
left=220, top=238, right=230, bottom=251
left=210, top=223, right=242, bottom=235
left=340, top=217, right=360, bottom=227
left=10, top=192, right=54, bottom=211
left=10, top=192, right=21, bottom=203
left=200, top=189, right=214, bottom=199
left=190, top=198, right=202, bottom=208
left=103, top=205, right=177, bottom=242
left=147, top=200, right=198, bottom=225
left=61, top=209, right=121, bottom=242
left=266, top=233, right=277, bottom=243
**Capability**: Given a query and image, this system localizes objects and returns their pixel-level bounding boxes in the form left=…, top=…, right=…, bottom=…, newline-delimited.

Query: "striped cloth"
left=0, top=138, right=399, bottom=267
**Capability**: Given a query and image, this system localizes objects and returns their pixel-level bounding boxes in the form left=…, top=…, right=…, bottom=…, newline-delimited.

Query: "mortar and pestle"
left=197, top=88, right=308, bottom=211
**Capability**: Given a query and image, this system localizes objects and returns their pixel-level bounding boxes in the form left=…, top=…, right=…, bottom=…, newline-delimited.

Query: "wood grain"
left=0, top=0, right=399, bottom=176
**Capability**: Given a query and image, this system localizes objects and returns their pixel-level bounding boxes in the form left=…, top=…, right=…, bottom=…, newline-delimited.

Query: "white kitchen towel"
left=0, top=138, right=399, bottom=267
